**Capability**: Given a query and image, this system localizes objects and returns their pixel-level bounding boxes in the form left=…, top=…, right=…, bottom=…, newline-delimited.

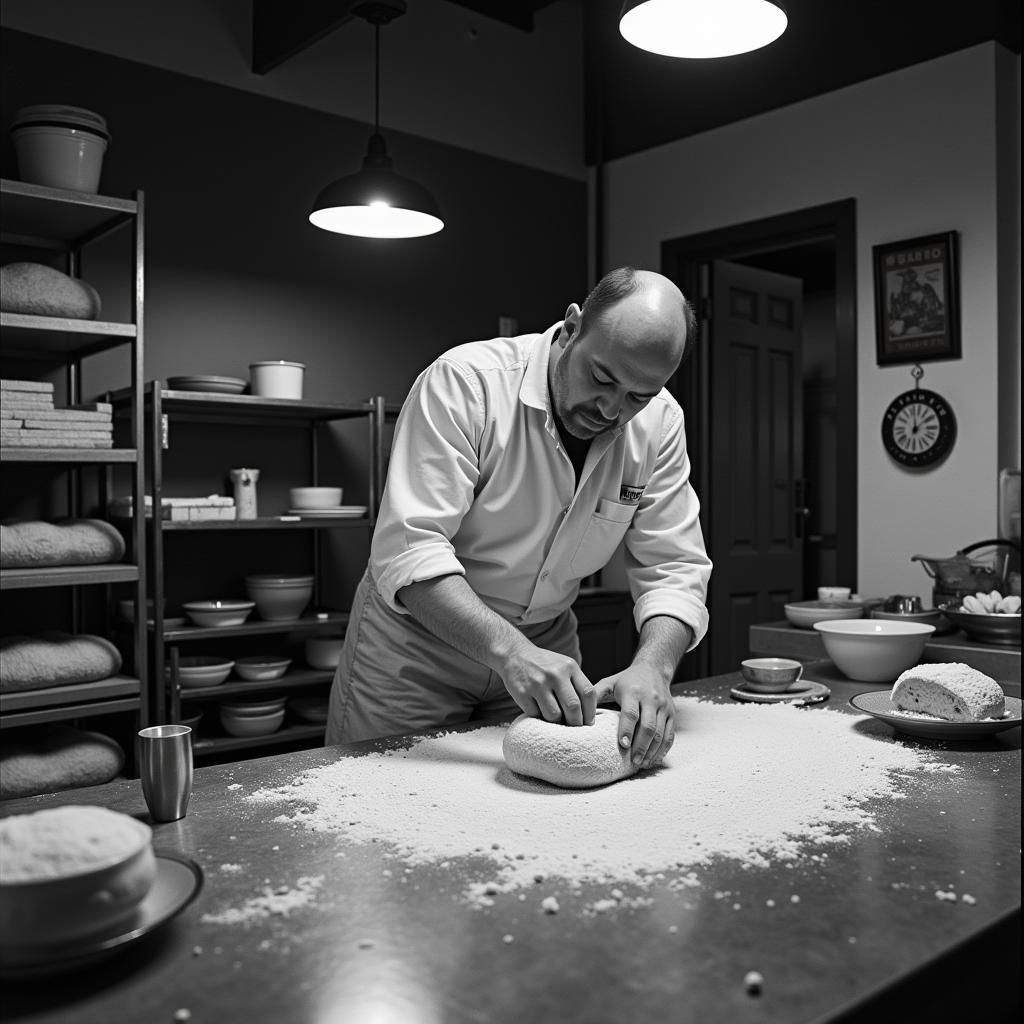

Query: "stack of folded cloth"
left=1, top=380, right=113, bottom=449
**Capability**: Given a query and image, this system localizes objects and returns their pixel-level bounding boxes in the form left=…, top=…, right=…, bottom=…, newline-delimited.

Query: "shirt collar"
left=519, top=321, right=561, bottom=414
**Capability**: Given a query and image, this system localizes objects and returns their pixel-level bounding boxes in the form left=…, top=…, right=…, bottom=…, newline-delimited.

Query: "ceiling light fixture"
left=619, top=0, right=788, bottom=59
left=309, top=0, right=443, bottom=238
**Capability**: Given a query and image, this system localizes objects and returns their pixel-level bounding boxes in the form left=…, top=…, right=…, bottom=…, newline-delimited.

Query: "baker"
left=325, top=267, right=712, bottom=770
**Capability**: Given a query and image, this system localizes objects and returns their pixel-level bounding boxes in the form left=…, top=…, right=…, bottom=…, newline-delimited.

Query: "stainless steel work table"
left=2, top=666, right=1020, bottom=1024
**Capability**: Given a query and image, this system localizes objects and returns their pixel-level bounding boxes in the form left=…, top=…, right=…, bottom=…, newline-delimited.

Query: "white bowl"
left=306, top=634, right=344, bottom=670
left=785, top=600, right=864, bottom=629
left=289, top=487, right=343, bottom=509
left=249, top=361, right=304, bottom=400
left=183, top=600, right=255, bottom=627
left=232, top=656, right=291, bottom=681
left=244, top=576, right=313, bottom=621
left=167, top=656, right=235, bottom=687
left=219, top=696, right=288, bottom=716
left=219, top=707, right=286, bottom=737
left=0, top=806, right=155, bottom=947
left=813, top=619, right=935, bottom=682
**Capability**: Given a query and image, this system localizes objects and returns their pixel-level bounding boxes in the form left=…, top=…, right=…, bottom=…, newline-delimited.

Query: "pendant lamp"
left=309, top=1, right=443, bottom=238
left=619, top=0, right=787, bottom=58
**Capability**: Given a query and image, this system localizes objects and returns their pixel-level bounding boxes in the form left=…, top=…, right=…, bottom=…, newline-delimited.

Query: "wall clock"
left=881, top=365, right=957, bottom=468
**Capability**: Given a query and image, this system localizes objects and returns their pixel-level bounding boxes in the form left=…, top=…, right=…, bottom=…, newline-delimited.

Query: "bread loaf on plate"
left=890, top=663, right=1005, bottom=722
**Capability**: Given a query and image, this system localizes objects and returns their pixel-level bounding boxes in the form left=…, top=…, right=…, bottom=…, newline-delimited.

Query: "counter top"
left=1, top=667, right=1020, bottom=1024
left=750, top=621, right=1021, bottom=682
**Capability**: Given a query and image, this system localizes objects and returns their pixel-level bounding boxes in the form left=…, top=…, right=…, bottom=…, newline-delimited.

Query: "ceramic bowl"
left=219, top=707, right=286, bottom=737
left=740, top=657, right=804, bottom=693
left=0, top=806, right=155, bottom=948
left=784, top=600, right=864, bottom=629
left=289, top=696, right=330, bottom=724
left=232, top=656, right=292, bottom=682
left=305, top=634, right=344, bottom=670
left=940, top=607, right=1022, bottom=646
left=813, top=619, right=934, bottom=682
left=179, top=703, right=204, bottom=733
left=183, top=600, right=255, bottom=628
left=870, top=608, right=950, bottom=633
left=219, top=696, right=288, bottom=716
left=167, top=656, right=234, bottom=687
left=244, top=575, right=314, bottom=622
left=289, top=487, right=343, bottom=509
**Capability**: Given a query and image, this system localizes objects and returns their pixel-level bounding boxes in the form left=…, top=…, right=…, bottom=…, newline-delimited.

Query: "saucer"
left=730, top=679, right=831, bottom=705
left=0, top=852, right=203, bottom=978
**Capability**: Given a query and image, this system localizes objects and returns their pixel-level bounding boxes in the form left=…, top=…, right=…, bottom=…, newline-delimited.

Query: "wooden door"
left=706, top=260, right=804, bottom=673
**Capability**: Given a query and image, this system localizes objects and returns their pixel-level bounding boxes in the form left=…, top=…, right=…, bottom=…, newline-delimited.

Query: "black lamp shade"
left=309, top=133, right=444, bottom=238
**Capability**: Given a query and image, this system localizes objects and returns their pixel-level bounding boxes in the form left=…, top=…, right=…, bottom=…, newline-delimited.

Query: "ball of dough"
left=502, top=709, right=665, bottom=789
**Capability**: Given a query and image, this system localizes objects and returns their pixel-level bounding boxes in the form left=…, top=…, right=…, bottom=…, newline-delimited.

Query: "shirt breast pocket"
left=569, top=500, right=635, bottom=578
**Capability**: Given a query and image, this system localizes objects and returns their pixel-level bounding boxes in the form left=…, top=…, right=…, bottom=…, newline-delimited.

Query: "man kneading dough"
left=326, top=268, right=712, bottom=771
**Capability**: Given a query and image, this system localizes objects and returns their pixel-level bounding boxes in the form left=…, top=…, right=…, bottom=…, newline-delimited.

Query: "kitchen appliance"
left=911, top=539, right=1021, bottom=608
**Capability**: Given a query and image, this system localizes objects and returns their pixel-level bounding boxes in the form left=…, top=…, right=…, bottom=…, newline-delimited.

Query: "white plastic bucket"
left=11, top=105, right=110, bottom=193
left=249, top=361, right=305, bottom=400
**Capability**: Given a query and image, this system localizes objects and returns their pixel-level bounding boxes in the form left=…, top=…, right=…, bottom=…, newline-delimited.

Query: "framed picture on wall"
left=872, top=231, right=961, bottom=365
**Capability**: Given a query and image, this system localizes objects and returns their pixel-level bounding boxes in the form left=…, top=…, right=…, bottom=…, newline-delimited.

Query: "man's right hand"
left=499, top=644, right=597, bottom=726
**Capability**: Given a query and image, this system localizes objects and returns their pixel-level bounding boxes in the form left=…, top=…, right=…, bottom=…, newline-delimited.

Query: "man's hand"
left=500, top=645, right=597, bottom=726
left=593, top=664, right=675, bottom=768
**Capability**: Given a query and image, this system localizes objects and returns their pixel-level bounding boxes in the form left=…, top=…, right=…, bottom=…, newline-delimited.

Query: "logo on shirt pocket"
left=619, top=484, right=644, bottom=504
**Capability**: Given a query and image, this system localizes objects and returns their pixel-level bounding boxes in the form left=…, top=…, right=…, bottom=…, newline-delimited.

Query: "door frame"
left=662, top=198, right=858, bottom=602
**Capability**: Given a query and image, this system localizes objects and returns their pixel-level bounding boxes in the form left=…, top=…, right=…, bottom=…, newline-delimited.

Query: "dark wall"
left=1, top=29, right=588, bottom=408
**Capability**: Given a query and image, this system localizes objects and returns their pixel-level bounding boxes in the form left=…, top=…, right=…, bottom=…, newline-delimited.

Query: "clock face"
left=881, top=388, right=956, bottom=467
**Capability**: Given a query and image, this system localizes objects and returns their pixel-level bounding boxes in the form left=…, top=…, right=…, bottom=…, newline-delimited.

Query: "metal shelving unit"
left=109, top=382, right=390, bottom=760
left=0, top=177, right=148, bottom=733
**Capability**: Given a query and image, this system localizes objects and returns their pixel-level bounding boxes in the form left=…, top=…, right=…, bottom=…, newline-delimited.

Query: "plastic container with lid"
left=10, top=104, right=110, bottom=193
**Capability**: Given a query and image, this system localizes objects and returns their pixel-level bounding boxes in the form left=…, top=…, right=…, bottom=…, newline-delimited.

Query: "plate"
left=288, top=506, right=368, bottom=518
left=850, top=690, right=1023, bottom=739
left=167, top=375, right=247, bottom=395
left=730, top=679, right=831, bottom=705
left=0, top=852, right=203, bottom=978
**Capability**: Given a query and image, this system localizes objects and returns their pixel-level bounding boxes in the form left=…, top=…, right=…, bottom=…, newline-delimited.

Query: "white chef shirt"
left=370, top=323, right=712, bottom=646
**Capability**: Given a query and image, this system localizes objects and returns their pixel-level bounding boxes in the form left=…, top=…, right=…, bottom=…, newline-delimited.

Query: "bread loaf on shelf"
left=890, top=663, right=1005, bottom=722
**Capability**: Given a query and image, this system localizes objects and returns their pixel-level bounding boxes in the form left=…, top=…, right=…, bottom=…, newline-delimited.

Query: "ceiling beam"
left=252, top=0, right=357, bottom=75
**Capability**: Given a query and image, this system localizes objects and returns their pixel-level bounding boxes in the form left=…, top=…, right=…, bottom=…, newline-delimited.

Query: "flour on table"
left=200, top=875, right=323, bottom=926
left=247, top=697, right=959, bottom=903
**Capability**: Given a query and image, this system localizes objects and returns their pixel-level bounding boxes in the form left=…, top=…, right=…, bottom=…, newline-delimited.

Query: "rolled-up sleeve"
left=623, top=405, right=712, bottom=647
left=371, top=359, right=483, bottom=612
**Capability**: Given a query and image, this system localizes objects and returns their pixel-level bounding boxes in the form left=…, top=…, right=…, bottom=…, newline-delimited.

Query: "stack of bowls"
left=244, top=575, right=313, bottom=621
left=218, top=696, right=288, bottom=737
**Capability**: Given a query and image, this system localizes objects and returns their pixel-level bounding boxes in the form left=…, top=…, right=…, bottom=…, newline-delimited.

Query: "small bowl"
left=0, top=806, right=155, bottom=948
left=244, top=575, right=314, bottom=622
left=870, top=608, right=950, bottom=633
left=183, top=600, right=255, bottom=628
left=813, top=619, right=934, bottom=682
left=740, top=657, right=804, bottom=693
left=940, top=607, right=1022, bottom=646
left=167, top=656, right=235, bottom=687
left=817, top=586, right=852, bottom=601
left=220, top=696, right=287, bottom=716
left=305, top=634, right=344, bottom=670
left=232, top=656, right=292, bottom=681
left=219, top=707, right=286, bottom=737
left=289, top=487, right=343, bottom=509
left=784, top=600, right=864, bottom=629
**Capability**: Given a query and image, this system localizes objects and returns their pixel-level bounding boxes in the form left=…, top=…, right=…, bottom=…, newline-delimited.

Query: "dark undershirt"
left=555, top=417, right=590, bottom=488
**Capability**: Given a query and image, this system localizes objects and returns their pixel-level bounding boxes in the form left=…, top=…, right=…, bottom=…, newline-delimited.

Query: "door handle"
left=794, top=478, right=810, bottom=539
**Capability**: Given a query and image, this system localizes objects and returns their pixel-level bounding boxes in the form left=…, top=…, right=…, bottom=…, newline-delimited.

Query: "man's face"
left=550, top=310, right=678, bottom=440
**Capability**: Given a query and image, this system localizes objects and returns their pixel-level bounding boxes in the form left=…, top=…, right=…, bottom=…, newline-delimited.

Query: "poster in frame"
left=872, top=231, right=961, bottom=366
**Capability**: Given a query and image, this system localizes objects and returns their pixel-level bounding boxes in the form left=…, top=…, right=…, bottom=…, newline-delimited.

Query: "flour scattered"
left=200, top=875, right=323, bottom=926
left=246, top=697, right=960, bottom=903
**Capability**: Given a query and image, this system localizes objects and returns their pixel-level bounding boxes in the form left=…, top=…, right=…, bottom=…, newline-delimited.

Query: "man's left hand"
left=593, top=665, right=675, bottom=769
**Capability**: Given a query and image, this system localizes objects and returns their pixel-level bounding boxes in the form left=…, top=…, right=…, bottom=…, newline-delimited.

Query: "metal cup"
left=138, top=725, right=193, bottom=822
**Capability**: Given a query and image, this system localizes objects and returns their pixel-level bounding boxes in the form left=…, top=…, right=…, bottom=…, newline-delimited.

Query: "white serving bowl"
left=232, top=656, right=292, bottom=681
left=244, top=575, right=314, bottom=622
left=289, top=487, right=343, bottom=509
left=785, top=600, right=864, bottom=629
left=167, top=656, right=235, bottom=687
left=0, top=806, right=155, bottom=948
left=219, top=707, right=286, bottom=737
left=813, top=619, right=935, bottom=682
left=305, top=634, right=344, bottom=670
left=183, top=600, right=255, bottom=628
